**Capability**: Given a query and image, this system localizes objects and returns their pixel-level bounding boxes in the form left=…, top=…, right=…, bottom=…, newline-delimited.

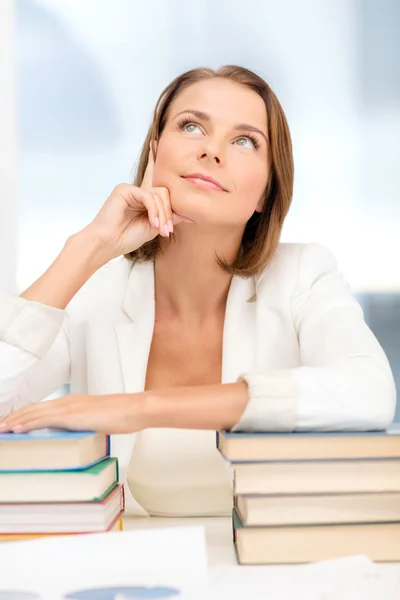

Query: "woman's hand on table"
left=0, top=381, right=249, bottom=434
left=0, top=393, right=152, bottom=434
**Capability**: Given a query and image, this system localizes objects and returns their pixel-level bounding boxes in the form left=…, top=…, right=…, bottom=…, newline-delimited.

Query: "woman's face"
left=153, top=78, right=270, bottom=227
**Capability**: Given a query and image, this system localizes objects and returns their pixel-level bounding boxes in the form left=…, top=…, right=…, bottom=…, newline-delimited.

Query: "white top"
left=0, top=243, right=396, bottom=516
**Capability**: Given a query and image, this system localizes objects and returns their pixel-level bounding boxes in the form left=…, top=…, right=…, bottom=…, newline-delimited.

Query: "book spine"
left=115, top=457, right=120, bottom=482
left=121, top=483, right=126, bottom=512
left=105, top=435, right=111, bottom=457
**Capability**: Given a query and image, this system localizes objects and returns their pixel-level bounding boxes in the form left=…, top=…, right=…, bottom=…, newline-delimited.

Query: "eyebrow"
left=173, top=109, right=268, bottom=144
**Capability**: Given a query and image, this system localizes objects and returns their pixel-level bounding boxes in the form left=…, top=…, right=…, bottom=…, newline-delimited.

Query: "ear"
left=151, top=139, right=158, bottom=159
left=255, top=196, right=265, bottom=213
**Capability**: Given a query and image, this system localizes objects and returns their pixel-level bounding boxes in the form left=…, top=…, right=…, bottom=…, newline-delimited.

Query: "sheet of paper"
left=0, top=526, right=208, bottom=600
left=210, top=555, right=400, bottom=600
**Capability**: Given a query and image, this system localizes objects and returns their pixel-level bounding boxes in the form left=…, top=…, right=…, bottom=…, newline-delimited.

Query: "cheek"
left=153, top=138, right=184, bottom=185
left=154, top=143, right=172, bottom=173
left=237, top=157, right=267, bottom=193
left=233, top=158, right=268, bottom=214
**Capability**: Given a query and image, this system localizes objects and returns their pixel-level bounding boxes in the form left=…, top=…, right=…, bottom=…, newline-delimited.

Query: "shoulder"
left=66, top=256, right=133, bottom=320
left=257, top=242, right=339, bottom=282
left=255, top=242, right=345, bottom=299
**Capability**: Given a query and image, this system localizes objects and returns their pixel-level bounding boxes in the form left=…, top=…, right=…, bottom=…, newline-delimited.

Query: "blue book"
left=217, top=423, right=400, bottom=462
left=0, top=429, right=110, bottom=472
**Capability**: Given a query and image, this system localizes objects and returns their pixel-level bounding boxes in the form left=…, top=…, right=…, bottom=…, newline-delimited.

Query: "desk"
left=123, top=516, right=400, bottom=597
left=124, top=516, right=235, bottom=567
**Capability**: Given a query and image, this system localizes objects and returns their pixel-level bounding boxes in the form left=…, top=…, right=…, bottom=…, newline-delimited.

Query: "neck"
left=154, top=223, right=244, bottom=324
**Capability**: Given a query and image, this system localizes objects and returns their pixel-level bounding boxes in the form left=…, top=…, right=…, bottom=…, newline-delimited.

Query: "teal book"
left=0, top=429, right=110, bottom=472
left=0, top=457, right=119, bottom=503
left=217, top=423, right=400, bottom=462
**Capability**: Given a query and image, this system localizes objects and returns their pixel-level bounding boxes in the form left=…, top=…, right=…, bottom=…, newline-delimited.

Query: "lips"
left=182, top=173, right=227, bottom=192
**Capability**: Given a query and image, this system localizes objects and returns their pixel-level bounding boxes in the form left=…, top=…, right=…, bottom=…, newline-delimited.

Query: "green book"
left=0, top=457, right=119, bottom=503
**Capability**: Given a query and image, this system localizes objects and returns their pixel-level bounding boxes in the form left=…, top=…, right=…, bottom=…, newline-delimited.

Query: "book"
left=233, top=458, right=400, bottom=495
left=0, top=429, right=110, bottom=471
left=0, top=513, right=124, bottom=541
left=217, top=424, right=400, bottom=462
left=0, top=483, right=124, bottom=534
left=232, top=508, right=400, bottom=564
left=235, top=491, right=400, bottom=526
left=0, top=456, right=118, bottom=503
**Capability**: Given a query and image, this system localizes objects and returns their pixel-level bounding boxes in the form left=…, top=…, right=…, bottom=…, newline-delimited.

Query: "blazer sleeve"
left=233, top=243, right=397, bottom=432
left=0, top=291, right=70, bottom=419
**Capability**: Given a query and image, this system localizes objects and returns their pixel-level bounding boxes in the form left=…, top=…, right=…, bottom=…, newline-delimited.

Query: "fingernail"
left=13, top=425, right=23, bottom=432
left=167, top=219, right=173, bottom=233
left=154, top=216, right=160, bottom=228
left=0, top=423, right=6, bottom=430
left=164, top=224, right=170, bottom=237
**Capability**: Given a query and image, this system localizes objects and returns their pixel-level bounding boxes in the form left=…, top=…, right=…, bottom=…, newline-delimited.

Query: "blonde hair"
left=126, top=65, right=294, bottom=277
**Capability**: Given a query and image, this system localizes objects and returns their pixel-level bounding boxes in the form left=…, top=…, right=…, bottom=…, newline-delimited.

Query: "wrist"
left=136, top=382, right=249, bottom=431
left=67, top=227, right=111, bottom=273
left=140, top=392, right=165, bottom=429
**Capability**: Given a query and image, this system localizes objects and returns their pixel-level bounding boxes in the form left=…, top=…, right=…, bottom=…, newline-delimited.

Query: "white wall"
left=0, top=0, right=17, bottom=293
left=16, top=0, right=400, bottom=293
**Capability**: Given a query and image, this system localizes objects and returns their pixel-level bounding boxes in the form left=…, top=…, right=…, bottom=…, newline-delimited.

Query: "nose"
left=196, top=137, right=225, bottom=165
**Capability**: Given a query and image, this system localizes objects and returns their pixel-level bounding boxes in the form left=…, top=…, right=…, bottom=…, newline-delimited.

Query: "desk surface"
left=124, top=515, right=235, bottom=567
left=124, top=517, right=400, bottom=576
left=124, top=517, right=400, bottom=600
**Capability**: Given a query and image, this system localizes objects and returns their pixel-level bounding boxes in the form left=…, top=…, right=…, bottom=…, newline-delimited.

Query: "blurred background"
left=0, top=0, right=399, bottom=419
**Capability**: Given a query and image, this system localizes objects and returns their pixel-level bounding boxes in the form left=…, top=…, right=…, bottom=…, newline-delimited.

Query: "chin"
left=169, top=190, right=197, bottom=219
left=170, top=180, right=226, bottom=224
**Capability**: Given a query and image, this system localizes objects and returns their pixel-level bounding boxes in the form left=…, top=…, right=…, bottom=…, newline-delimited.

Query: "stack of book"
left=217, top=425, right=400, bottom=564
left=0, top=429, right=124, bottom=541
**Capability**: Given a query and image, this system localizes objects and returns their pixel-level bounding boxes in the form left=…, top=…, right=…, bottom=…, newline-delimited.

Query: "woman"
left=0, top=65, right=396, bottom=517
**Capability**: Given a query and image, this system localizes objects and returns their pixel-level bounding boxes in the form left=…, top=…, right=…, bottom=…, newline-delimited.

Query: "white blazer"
left=0, top=243, right=396, bottom=516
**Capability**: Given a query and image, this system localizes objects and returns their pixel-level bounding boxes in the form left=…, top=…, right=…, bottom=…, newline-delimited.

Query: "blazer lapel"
left=115, top=260, right=156, bottom=395
left=112, top=260, right=155, bottom=484
left=221, top=274, right=258, bottom=384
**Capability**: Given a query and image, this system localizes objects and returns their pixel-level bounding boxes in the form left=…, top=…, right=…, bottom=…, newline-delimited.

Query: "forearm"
left=20, top=227, right=108, bottom=309
left=143, top=381, right=249, bottom=430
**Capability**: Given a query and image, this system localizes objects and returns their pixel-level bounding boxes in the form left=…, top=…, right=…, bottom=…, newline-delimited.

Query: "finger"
left=1, top=410, right=55, bottom=432
left=154, top=187, right=173, bottom=235
left=152, top=192, right=169, bottom=237
left=138, top=189, right=162, bottom=230
left=0, top=397, right=72, bottom=431
left=120, top=186, right=159, bottom=229
left=141, top=143, right=155, bottom=190
left=11, top=414, right=72, bottom=433
left=171, top=212, right=196, bottom=225
left=6, top=402, right=87, bottom=432
left=0, top=403, right=46, bottom=430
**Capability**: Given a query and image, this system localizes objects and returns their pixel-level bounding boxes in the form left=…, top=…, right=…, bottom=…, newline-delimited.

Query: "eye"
left=235, top=135, right=260, bottom=150
left=177, top=118, right=202, bottom=134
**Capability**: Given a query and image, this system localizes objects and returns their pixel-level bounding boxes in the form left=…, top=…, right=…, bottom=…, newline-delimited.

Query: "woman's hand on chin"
left=0, top=393, right=153, bottom=434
